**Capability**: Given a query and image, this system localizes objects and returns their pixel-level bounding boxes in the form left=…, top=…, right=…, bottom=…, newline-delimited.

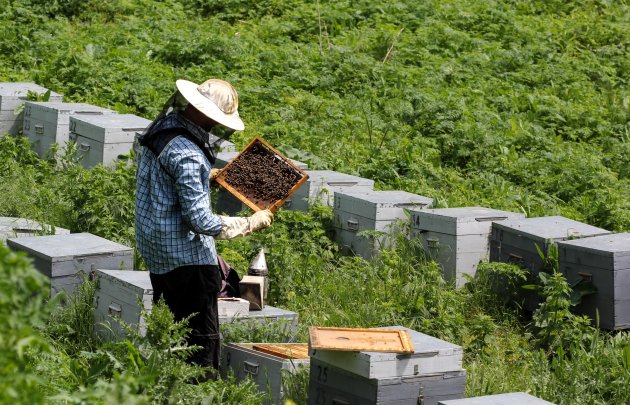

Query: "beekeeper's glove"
left=216, top=209, right=274, bottom=240
left=210, top=168, right=222, bottom=184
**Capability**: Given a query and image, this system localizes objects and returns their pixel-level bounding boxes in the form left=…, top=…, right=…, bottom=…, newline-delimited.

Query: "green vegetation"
left=0, top=0, right=628, bottom=404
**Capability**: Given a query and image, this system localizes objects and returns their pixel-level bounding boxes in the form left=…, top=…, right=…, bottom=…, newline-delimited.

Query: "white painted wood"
left=0, top=82, right=62, bottom=111
left=286, top=170, right=374, bottom=211
left=439, top=392, right=555, bottom=405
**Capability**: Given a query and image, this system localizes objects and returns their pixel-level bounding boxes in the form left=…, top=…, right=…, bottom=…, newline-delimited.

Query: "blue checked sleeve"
left=161, top=138, right=224, bottom=236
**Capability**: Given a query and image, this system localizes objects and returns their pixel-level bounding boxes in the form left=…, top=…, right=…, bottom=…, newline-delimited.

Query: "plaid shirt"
left=135, top=136, right=223, bottom=274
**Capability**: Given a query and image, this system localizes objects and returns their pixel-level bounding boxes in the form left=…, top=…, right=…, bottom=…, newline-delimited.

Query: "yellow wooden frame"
left=308, top=326, right=415, bottom=353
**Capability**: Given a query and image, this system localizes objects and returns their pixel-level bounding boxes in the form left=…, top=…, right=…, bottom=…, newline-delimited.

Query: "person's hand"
left=216, top=209, right=274, bottom=240
left=210, top=168, right=222, bottom=183
left=248, top=209, right=273, bottom=231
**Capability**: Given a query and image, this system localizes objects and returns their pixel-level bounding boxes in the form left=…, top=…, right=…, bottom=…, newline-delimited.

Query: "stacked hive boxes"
left=490, top=216, right=610, bottom=310
left=0, top=83, right=63, bottom=136
left=284, top=170, right=374, bottom=212
left=69, top=113, right=151, bottom=168
left=438, top=392, right=555, bottom=405
left=0, top=216, right=69, bottom=241
left=213, top=151, right=308, bottom=215
left=23, top=101, right=115, bottom=156
left=557, top=233, right=630, bottom=330
left=309, top=326, right=466, bottom=405
left=222, top=343, right=310, bottom=405
left=6, top=233, right=133, bottom=297
left=333, top=190, right=433, bottom=259
left=410, top=207, right=525, bottom=288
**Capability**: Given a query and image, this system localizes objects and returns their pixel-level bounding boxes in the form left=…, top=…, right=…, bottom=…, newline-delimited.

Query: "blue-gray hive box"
left=410, top=207, right=525, bottom=288
left=490, top=216, right=610, bottom=311
left=0, top=82, right=63, bottom=136
left=23, top=101, right=115, bottom=156
left=333, top=190, right=433, bottom=259
left=0, top=216, right=69, bottom=241
left=221, top=343, right=310, bottom=405
left=557, top=233, right=630, bottom=330
left=6, top=233, right=133, bottom=297
left=284, top=170, right=374, bottom=212
left=309, top=326, right=465, bottom=405
left=438, top=392, right=555, bottom=405
left=213, top=151, right=308, bottom=215
left=70, top=113, right=152, bottom=167
left=95, top=269, right=153, bottom=338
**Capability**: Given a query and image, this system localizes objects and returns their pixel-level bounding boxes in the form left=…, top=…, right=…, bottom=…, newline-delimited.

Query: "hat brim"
left=176, top=79, right=245, bottom=131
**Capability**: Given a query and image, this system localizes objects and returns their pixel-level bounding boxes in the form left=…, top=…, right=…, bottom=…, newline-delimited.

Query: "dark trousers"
left=150, top=265, right=221, bottom=371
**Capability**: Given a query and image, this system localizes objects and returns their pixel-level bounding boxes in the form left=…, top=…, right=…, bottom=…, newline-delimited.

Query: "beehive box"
left=410, top=207, right=525, bottom=288
left=23, top=101, right=115, bottom=156
left=215, top=137, right=309, bottom=213
left=309, top=357, right=466, bottom=405
left=214, top=150, right=308, bottom=215
left=557, top=233, right=630, bottom=330
left=221, top=343, right=310, bottom=405
left=69, top=113, right=151, bottom=168
left=0, top=216, right=69, bottom=241
left=438, top=392, right=555, bottom=405
left=221, top=305, right=300, bottom=341
left=94, top=269, right=153, bottom=338
left=6, top=233, right=133, bottom=297
left=490, top=216, right=610, bottom=311
left=490, top=216, right=610, bottom=275
left=0, top=82, right=63, bottom=136
left=284, top=170, right=375, bottom=212
left=218, top=297, right=250, bottom=318
left=333, top=190, right=433, bottom=259
left=310, top=326, right=463, bottom=380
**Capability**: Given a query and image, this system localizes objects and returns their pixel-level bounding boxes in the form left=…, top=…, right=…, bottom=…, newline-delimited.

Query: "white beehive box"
left=69, top=113, right=151, bottom=168
left=214, top=151, right=309, bottom=215
left=94, top=269, right=153, bottom=338
left=557, top=233, right=630, bottom=330
left=23, top=101, right=115, bottom=156
left=309, top=357, right=466, bottom=405
left=218, top=297, right=250, bottom=318
left=0, top=216, right=69, bottom=241
left=221, top=343, right=310, bottom=405
left=333, top=190, right=433, bottom=259
left=284, top=170, right=374, bottom=212
left=220, top=305, right=300, bottom=341
left=310, top=326, right=463, bottom=380
left=410, top=207, right=525, bottom=287
left=0, top=82, right=63, bottom=136
left=6, top=233, right=133, bottom=297
left=438, top=392, right=555, bottom=405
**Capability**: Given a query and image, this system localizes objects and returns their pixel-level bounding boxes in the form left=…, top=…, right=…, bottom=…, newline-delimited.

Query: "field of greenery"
left=0, top=0, right=629, bottom=404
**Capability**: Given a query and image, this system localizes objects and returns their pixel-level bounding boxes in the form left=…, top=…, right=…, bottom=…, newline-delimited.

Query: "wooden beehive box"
left=215, top=136, right=309, bottom=213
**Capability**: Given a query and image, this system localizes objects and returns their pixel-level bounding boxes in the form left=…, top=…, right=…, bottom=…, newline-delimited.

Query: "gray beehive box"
left=284, top=170, right=374, bottom=212
left=70, top=113, right=151, bottom=168
left=220, top=305, right=300, bottom=341
left=557, top=233, right=630, bottom=330
left=490, top=216, right=610, bottom=311
left=438, top=392, right=555, bottom=405
left=410, top=207, right=525, bottom=288
left=94, top=269, right=153, bottom=338
left=0, top=216, right=69, bottom=241
left=308, top=357, right=466, bottom=405
left=310, top=326, right=463, bottom=380
left=6, top=233, right=133, bottom=297
left=23, top=101, right=115, bottom=156
left=222, top=343, right=310, bottom=405
left=214, top=151, right=308, bottom=215
left=0, top=82, right=63, bottom=136
left=333, top=190, right=433, bottom=259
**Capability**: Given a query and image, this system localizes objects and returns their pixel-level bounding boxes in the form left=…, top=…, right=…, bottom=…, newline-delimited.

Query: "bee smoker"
left=247, top=248, right=268, bottom=299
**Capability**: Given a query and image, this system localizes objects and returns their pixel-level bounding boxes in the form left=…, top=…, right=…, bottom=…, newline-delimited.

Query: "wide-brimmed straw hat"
left=176, top=78, right=245, bottom=131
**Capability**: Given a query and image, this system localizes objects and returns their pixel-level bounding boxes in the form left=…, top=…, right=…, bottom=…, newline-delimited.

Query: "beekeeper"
left=135, top=78, right=273, bottom=381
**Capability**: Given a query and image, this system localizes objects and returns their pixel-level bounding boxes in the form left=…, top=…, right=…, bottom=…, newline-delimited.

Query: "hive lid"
left=6, top=232, right=132, bottom=262
left=309, top=326, right=414, bottom=353
left=96, top=269, right=153, bottom=294
left=492, top=216, right=610, bottom=243
left=334, top=190, right=433, bottom=221
left=557, top=233, right=630, bottom=270
left=71, top=114, right=151, bottom=143
left=0, top=82, right=63, bottom=110
left=410, top=207, right=525, bottom=234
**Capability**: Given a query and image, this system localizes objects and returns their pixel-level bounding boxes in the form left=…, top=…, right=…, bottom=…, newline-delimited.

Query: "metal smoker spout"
left=248, top=248, right=268, bottom=273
